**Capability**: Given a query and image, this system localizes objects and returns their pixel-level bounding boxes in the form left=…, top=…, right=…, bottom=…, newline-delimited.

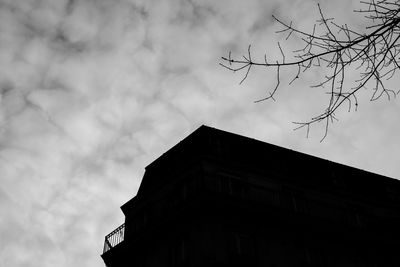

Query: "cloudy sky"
left=1, top=0, right=399, bottom=266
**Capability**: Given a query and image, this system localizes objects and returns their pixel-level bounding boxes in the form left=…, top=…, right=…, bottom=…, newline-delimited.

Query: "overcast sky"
left=1, top=0, right=400, bottom=266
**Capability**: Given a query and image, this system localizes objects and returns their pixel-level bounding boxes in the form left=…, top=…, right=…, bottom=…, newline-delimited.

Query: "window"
left=228, top=233, right=256, bottom=265
left=170, top=236, right=187, bottom=267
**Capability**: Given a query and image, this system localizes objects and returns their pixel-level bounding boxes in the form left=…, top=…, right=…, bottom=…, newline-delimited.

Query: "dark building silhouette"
left=101, top=125, right=400, bottom=267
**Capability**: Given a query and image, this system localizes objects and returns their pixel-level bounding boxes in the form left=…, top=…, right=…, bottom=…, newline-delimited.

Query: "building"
left=101, top=125, right=400, bottom=267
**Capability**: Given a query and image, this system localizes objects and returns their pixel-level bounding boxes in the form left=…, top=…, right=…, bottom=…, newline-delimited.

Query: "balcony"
left=103, top=223, right=125, bottom=253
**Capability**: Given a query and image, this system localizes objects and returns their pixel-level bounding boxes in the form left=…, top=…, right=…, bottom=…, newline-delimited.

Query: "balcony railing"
left=103, top=223, right=125, bottom=253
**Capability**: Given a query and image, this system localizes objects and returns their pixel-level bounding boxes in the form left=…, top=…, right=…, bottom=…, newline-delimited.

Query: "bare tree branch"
left=220, top=0, right=400, bottom=140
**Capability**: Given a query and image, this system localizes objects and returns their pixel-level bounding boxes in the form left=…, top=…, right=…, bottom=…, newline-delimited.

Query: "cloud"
left=0, top=0, right=399, bottom=267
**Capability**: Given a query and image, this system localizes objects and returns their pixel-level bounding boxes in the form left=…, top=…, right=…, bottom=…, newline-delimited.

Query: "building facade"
left=101, top=126, right=400, bottom=267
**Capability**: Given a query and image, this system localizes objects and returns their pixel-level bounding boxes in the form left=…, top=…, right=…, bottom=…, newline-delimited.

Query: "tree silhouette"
left=220, top=0, right=400, bottom=140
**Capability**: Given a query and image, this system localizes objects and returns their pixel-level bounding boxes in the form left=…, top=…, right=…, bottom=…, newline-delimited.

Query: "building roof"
left=135, top=125, right=399, bottom=202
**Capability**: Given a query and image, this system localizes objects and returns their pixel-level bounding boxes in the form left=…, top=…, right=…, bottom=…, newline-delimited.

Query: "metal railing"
left=103, top=223, right=125, bottom=253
